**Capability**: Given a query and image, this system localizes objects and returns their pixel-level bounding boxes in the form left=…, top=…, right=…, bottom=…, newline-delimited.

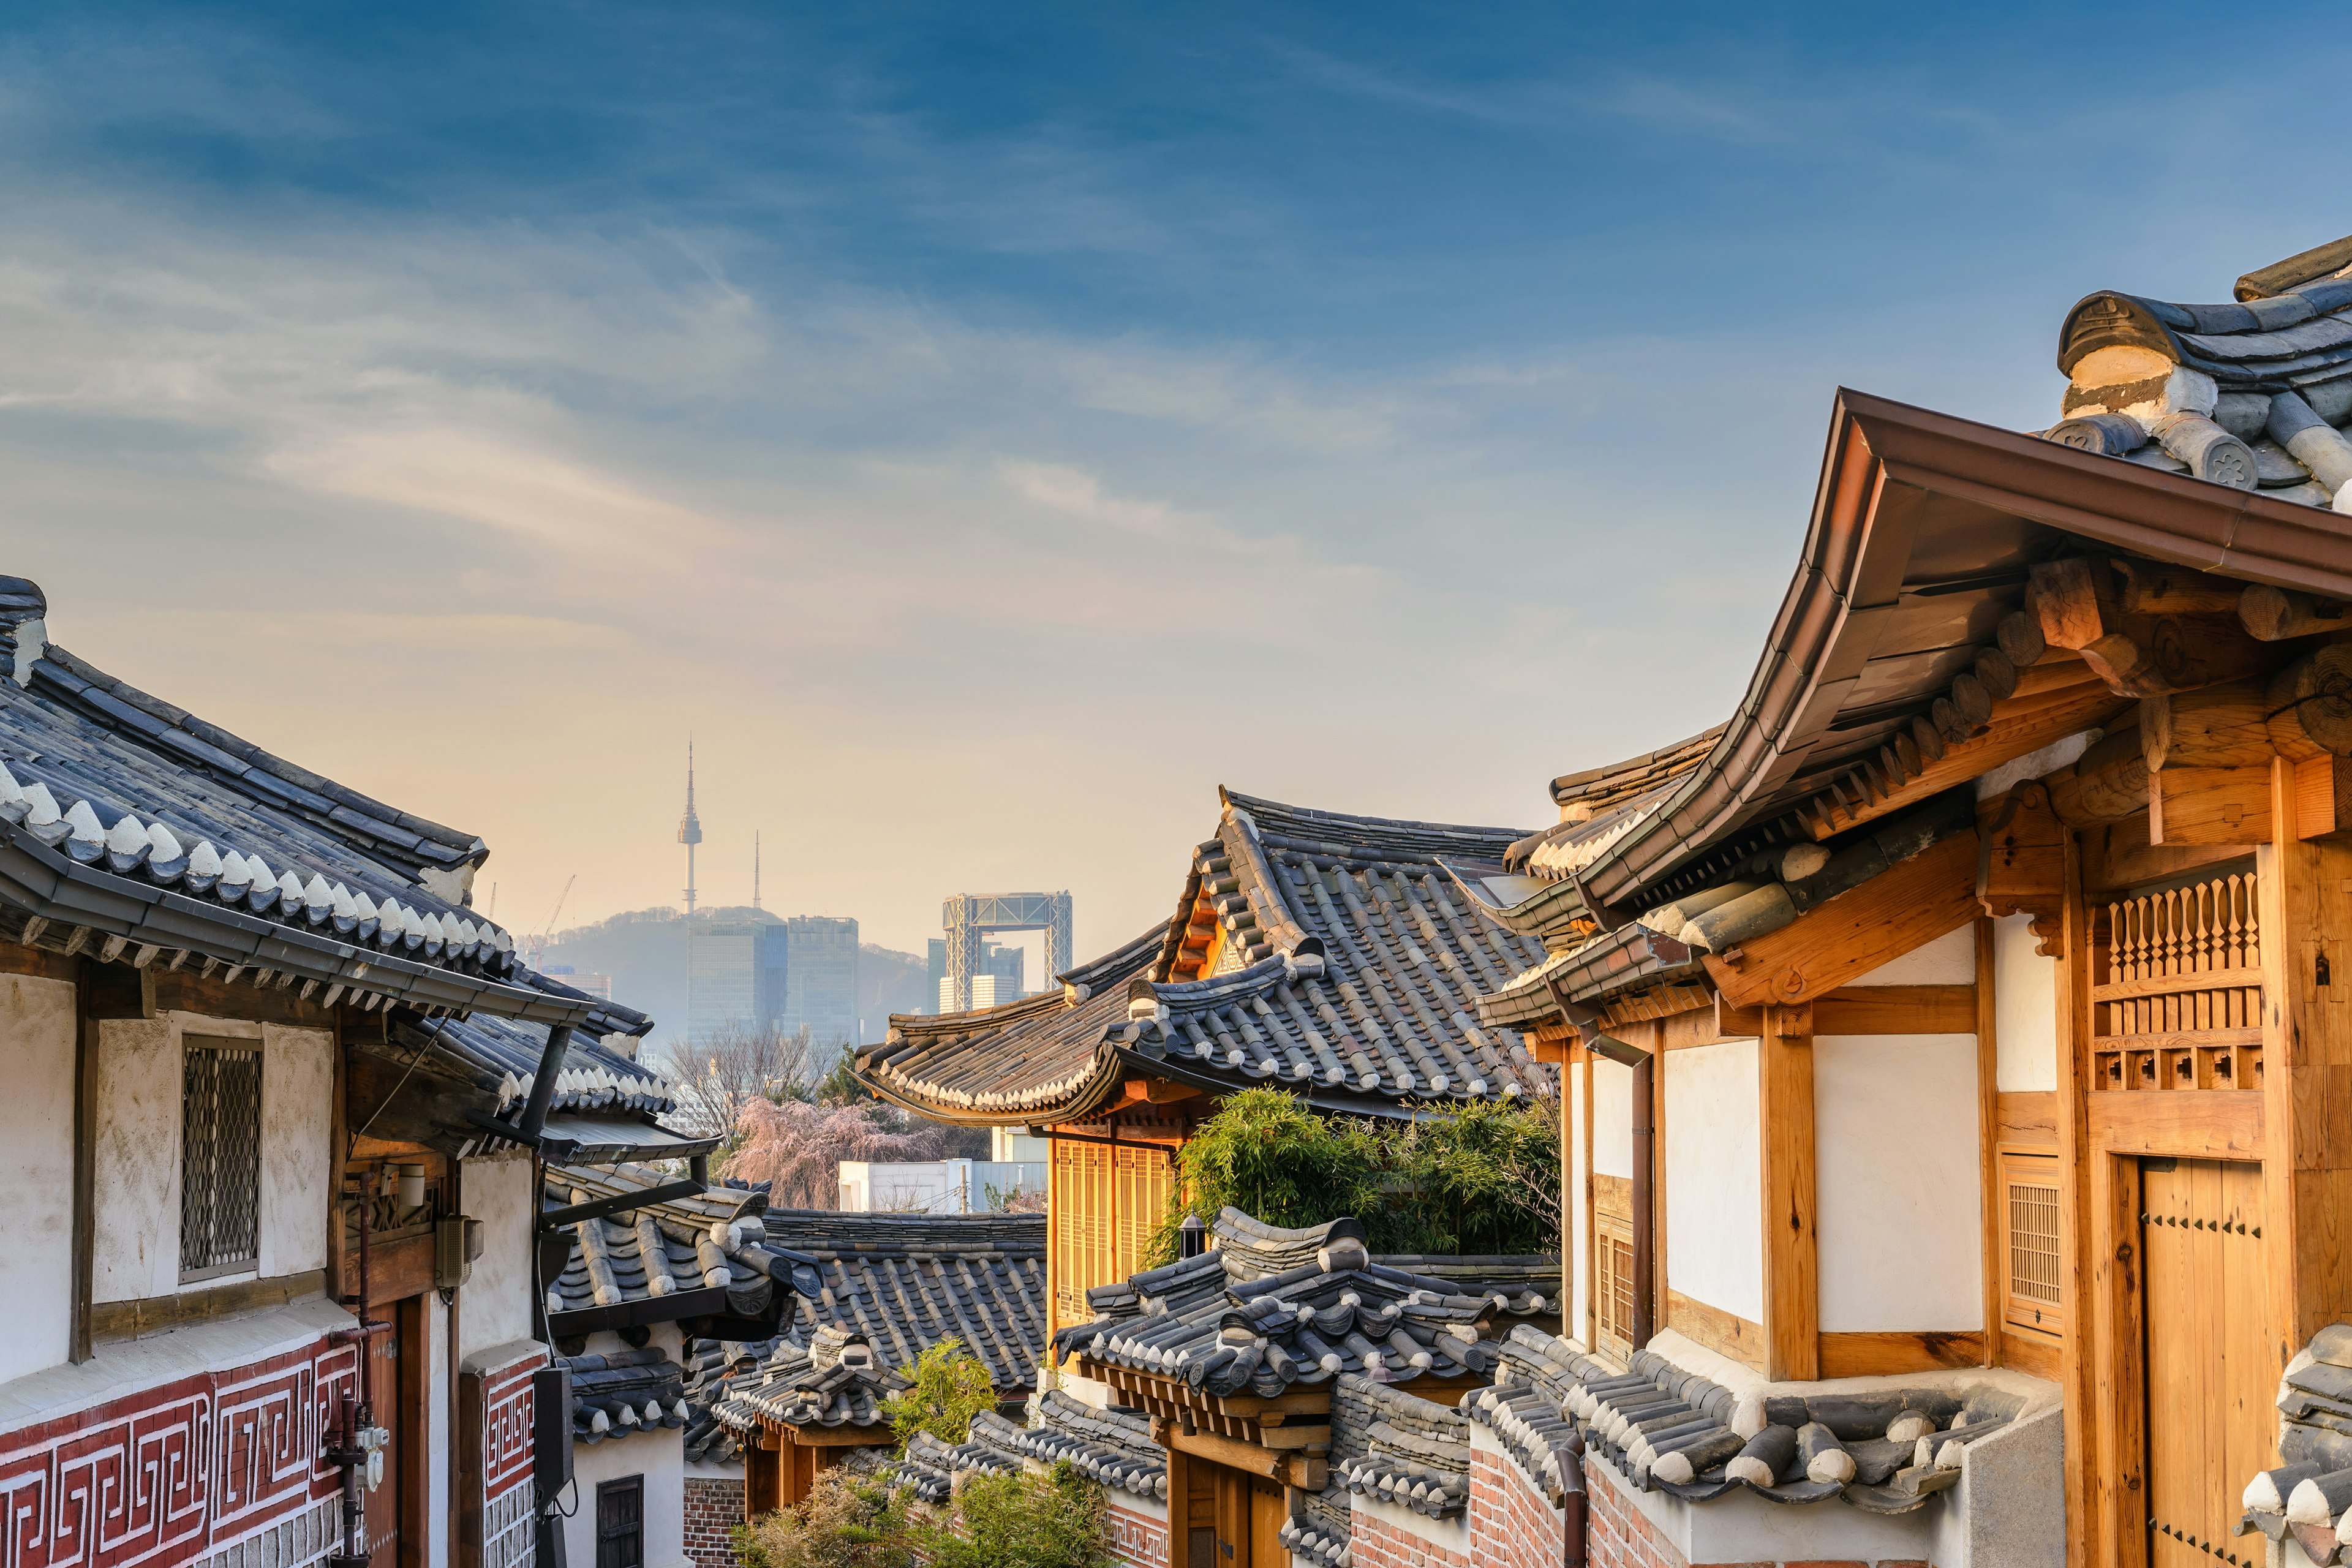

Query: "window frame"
left=179, top=1035, right=264, bottom=1284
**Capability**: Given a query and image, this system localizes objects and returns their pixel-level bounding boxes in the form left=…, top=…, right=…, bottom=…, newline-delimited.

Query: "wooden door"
left=1246, top=1477, right=1287, bottom=1567
left=595, top=1477, right=643, bottom=1568
left=363, top=1304, right=408, bottom=1568
left=2142, top=1158, right=2271, bottom=1568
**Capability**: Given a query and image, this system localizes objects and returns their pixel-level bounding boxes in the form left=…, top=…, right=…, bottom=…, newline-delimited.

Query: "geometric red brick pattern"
left=1346, top=1506, right=1468, bottom=1568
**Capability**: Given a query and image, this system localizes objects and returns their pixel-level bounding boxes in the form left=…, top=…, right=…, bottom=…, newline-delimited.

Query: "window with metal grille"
left=181, top=1039, right=262, bottom=1281
left=2003, top=1151, right=2064, bottom=1335
left=596, top=1477, right=644, bottom=1568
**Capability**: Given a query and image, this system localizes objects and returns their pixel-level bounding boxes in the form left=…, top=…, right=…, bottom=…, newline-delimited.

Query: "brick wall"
left=1468, top=1444, right=1565, bottom=1568
left=684, top=1476, right=744, bottom=1568
left=1104, top=1502, right=1167, bottom=1567
left=1348, top=1502, right=1469, bottom=1568
left=1580, top=1452, right=1932, bottom=1568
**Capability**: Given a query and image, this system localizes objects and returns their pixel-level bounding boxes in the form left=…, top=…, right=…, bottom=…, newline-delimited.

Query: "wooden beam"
left=1817, top=1330, right=1986, bottom=1378
left=2053, top=831, right=2098, bottom=1568
left=1812, top=984, right=1977, bottom=1035
left=1978, top=780, right=2067, bottom=956
left=1975, top=918, right=2002, bottom=1373
left=1706, top=831, right=1980, bottom=1008
left=91, top=1268, right=330, bottom=1344
left=1996, top=1090, right=2057, bottom=1146
left=1664, top=1288, right=1763, bottom=1372
left=2149, top=764, right=2274, bottom=845
left=2084, top=1090, right=2263, bottom=1158
left=1758, top=1001, right=1818, bottom=1382
left=1153, top=1421, right=1325, bottom=1490
left=2239, top=582, right=2352, bottom=641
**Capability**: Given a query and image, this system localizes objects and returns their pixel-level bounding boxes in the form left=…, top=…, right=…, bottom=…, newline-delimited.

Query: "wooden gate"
left=2141, top=1157, right=2271, bottom=1568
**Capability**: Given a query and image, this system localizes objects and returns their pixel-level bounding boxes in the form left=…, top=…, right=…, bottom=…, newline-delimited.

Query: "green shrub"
left=1141, top=1087, right=1560, bottom=1265
left=736, top=1469, right=915, bottom=1568
left=915, top=1461, right=1116, bottom=1568
left=883, top=1337, right=999, bottom=1447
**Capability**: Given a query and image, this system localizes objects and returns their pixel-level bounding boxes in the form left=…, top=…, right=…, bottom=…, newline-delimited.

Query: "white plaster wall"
left=92, top=1017, right=184, bottom=1302
left=565, top=1429, right=687, bottom=1568
left=259, top=1026, right=333, bottom=1278
left=1662, top=1040, right=1762, bottom=1324
left=0, top=975, right=78, bottom=1381
left=1568, top=1066, right=1588, bottom=1341
left=459, top=1152, right=537, bottom=1357
left=1993, top=913, right=2059, bottom=1092
left=94, top=1012, right=337, bottom=1302
left=1848, top=923, right=1974, bottom=986
left=1591, top=1058, right=1632, bottom=1179
left=1814, top=1033, right=1983, bottom=1331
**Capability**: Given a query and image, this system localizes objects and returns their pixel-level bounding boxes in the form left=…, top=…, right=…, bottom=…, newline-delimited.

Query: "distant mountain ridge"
left=538, top=905, right=930, bottom=1046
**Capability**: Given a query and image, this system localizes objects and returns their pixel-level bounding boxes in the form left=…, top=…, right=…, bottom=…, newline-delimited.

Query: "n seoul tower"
left=678, top=740, right=703, bottom=914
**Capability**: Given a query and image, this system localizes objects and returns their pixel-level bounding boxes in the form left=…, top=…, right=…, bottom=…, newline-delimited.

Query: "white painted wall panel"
left=460, top=1153, right=537, bottom=1357
left=1663, top=1040, right=1762, bottom=1324
left=1848, top=924, right=1974, bottom=987
left=1993, top=913, right=2058, bottom=1092
left=1592, top=1058, right=1632, bottom=1179
left=259, top=1026, right=333, bottom=1278
left=92, top=1017, right=183, bottom=1303
left=1814, top=1033, right=1983, bottom=1331
left=0, top=975, right=78, bottom=1381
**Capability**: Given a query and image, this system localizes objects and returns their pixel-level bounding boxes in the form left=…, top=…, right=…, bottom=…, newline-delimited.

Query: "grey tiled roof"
left=414, top=1011, right=673, bottom=1118
left=1050, top=1210, right=1554, bottom=1399
left=693, top=1213, right=1049, bottom=1441
left=2241, top=1325, right=2352, bottom=1558
left=1531, top=1333, right=2029, bottom=1516
left=2049, top=234, right=2352, bottom=510
left=1466, top=1326, right=1588, bottom=1506
left=543, top=1167, right=805, bottom=1328
left=859, top=790, right=1554, bottom=1122
left=1331, top=1373, right=1468, bottom=1520
left=885, top=1390, right=1169, bottom=1502
left=1279, top=1499, right=1352, bottom=1568
left=559, top=1347, right=688, bottom=1443
left=0, top=579, right=565, bottom=1016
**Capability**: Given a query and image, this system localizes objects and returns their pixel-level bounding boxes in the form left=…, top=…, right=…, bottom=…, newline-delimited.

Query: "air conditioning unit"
left=435, top=1215, right=484, bottom=1289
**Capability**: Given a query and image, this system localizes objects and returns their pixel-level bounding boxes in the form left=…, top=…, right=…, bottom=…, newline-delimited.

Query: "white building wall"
left=0, top=974, right=77, bottom=1381
left=1663, top=1039, right=1762, bottom=1324
left=1849, top=922, right=1974, bottom=986
left=1567, top=1065, right=1588, bottom=1342
left=1592, top=1058, right=1633, bottom=1179
left=1813, top=1033, right=1983, bottom=1331
left=1992, top=913, right=2059, bottom=1091
left=260, top=1026, right=334, bottom=1278
left=567, top=1430, right=687, bottom=1568
left=459, top=1152, right=537, bottom=1358
left=92, top=1012, right=337, bottom=1303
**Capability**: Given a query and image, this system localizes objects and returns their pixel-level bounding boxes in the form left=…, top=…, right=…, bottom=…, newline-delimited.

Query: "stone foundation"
left=684, top=1476, right=744, bottom=1568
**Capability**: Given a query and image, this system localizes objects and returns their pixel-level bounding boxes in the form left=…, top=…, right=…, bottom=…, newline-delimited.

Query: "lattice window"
left=1594, top=1214, right=1637, bottom=1357
left=2093, top=869, right=2264, bottom=1092
left=181, top=1038, right=262, bottom=1281
left=2003, top=1151, right=2064, bottom=1336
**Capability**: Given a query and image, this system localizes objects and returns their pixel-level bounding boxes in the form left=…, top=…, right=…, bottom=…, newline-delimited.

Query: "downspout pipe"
left=516, top=1025, right=574, bottom=1141
left=1589, top=1032, right=1656, bottom=1350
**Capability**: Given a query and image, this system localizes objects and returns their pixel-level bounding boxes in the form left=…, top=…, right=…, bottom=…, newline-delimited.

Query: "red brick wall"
left=1579, top=1451, right=1932, bottom=1568
left=1469, top=1444, right=1566, bottom=1568
left=1104, top=1503, right=1167, bottom=1567
left=684, top=1476, right=744, bottom=1568
left=1347, top=1504, right=1470, bottom=1568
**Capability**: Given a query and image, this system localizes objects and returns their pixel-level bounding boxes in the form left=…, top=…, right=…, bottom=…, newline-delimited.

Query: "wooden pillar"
left=1580, top=1050, right=1597, bottom=1352
left=1758, top=1001, right=1817, bottom=1382
left=2263, top=755, right=2352, bottom=1363
left=2054, top=831, right=2098, bottom=1568
left=1975, top=918, right=2003, bottom=1370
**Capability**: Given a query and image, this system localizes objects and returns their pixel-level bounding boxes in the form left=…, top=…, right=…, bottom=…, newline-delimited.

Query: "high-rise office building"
left=926, top=938, right=1026, bottom=1014
left=781, top=916, right=860, bottom=1051
left=687, top=916, right=790, bottom=1046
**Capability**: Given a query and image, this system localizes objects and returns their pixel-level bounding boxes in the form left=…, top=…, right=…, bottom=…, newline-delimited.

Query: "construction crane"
left=526, top=875, right=576, bottom=970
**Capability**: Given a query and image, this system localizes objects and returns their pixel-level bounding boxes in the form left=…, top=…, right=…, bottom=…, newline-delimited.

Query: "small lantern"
left=396, top=1163, right=427, bottom=1212
left=1178, top=1213, right=1207, bottom=1259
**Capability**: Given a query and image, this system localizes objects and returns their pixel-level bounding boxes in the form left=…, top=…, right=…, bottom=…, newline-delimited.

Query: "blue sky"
left=1, top=3, right=2343, bottom=967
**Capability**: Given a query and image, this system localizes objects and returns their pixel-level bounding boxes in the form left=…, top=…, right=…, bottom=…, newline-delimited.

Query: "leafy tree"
left=1140, top=1087, right=1560, bottom=1265
left=736, top=1469, right=914, bottom=1568
left=883, top=1338, right=999, bottom=1448
left=915, top=1462, right=1116, bottom=1568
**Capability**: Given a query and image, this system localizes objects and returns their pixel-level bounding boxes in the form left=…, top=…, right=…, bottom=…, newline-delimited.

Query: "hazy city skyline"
left=4, top=4, right=2343, bottom=957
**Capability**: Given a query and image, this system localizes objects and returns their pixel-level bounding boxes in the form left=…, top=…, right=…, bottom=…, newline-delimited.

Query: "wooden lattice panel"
left=2091, top=871, right=2264, bottom=1093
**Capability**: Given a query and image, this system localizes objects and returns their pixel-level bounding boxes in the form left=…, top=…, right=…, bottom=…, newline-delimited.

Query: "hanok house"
left=537, top=1164, right=814, bottom=1568
left=0, top=573, right=715, bottom=1568
left=695, top=1209, right=1047, bottom=1515
left=1466, top=228, right=2352, bottom=1568
left=854, top=789, right=1555, bottom=1337
left=897, top=1207, right=1559, bottom=1568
